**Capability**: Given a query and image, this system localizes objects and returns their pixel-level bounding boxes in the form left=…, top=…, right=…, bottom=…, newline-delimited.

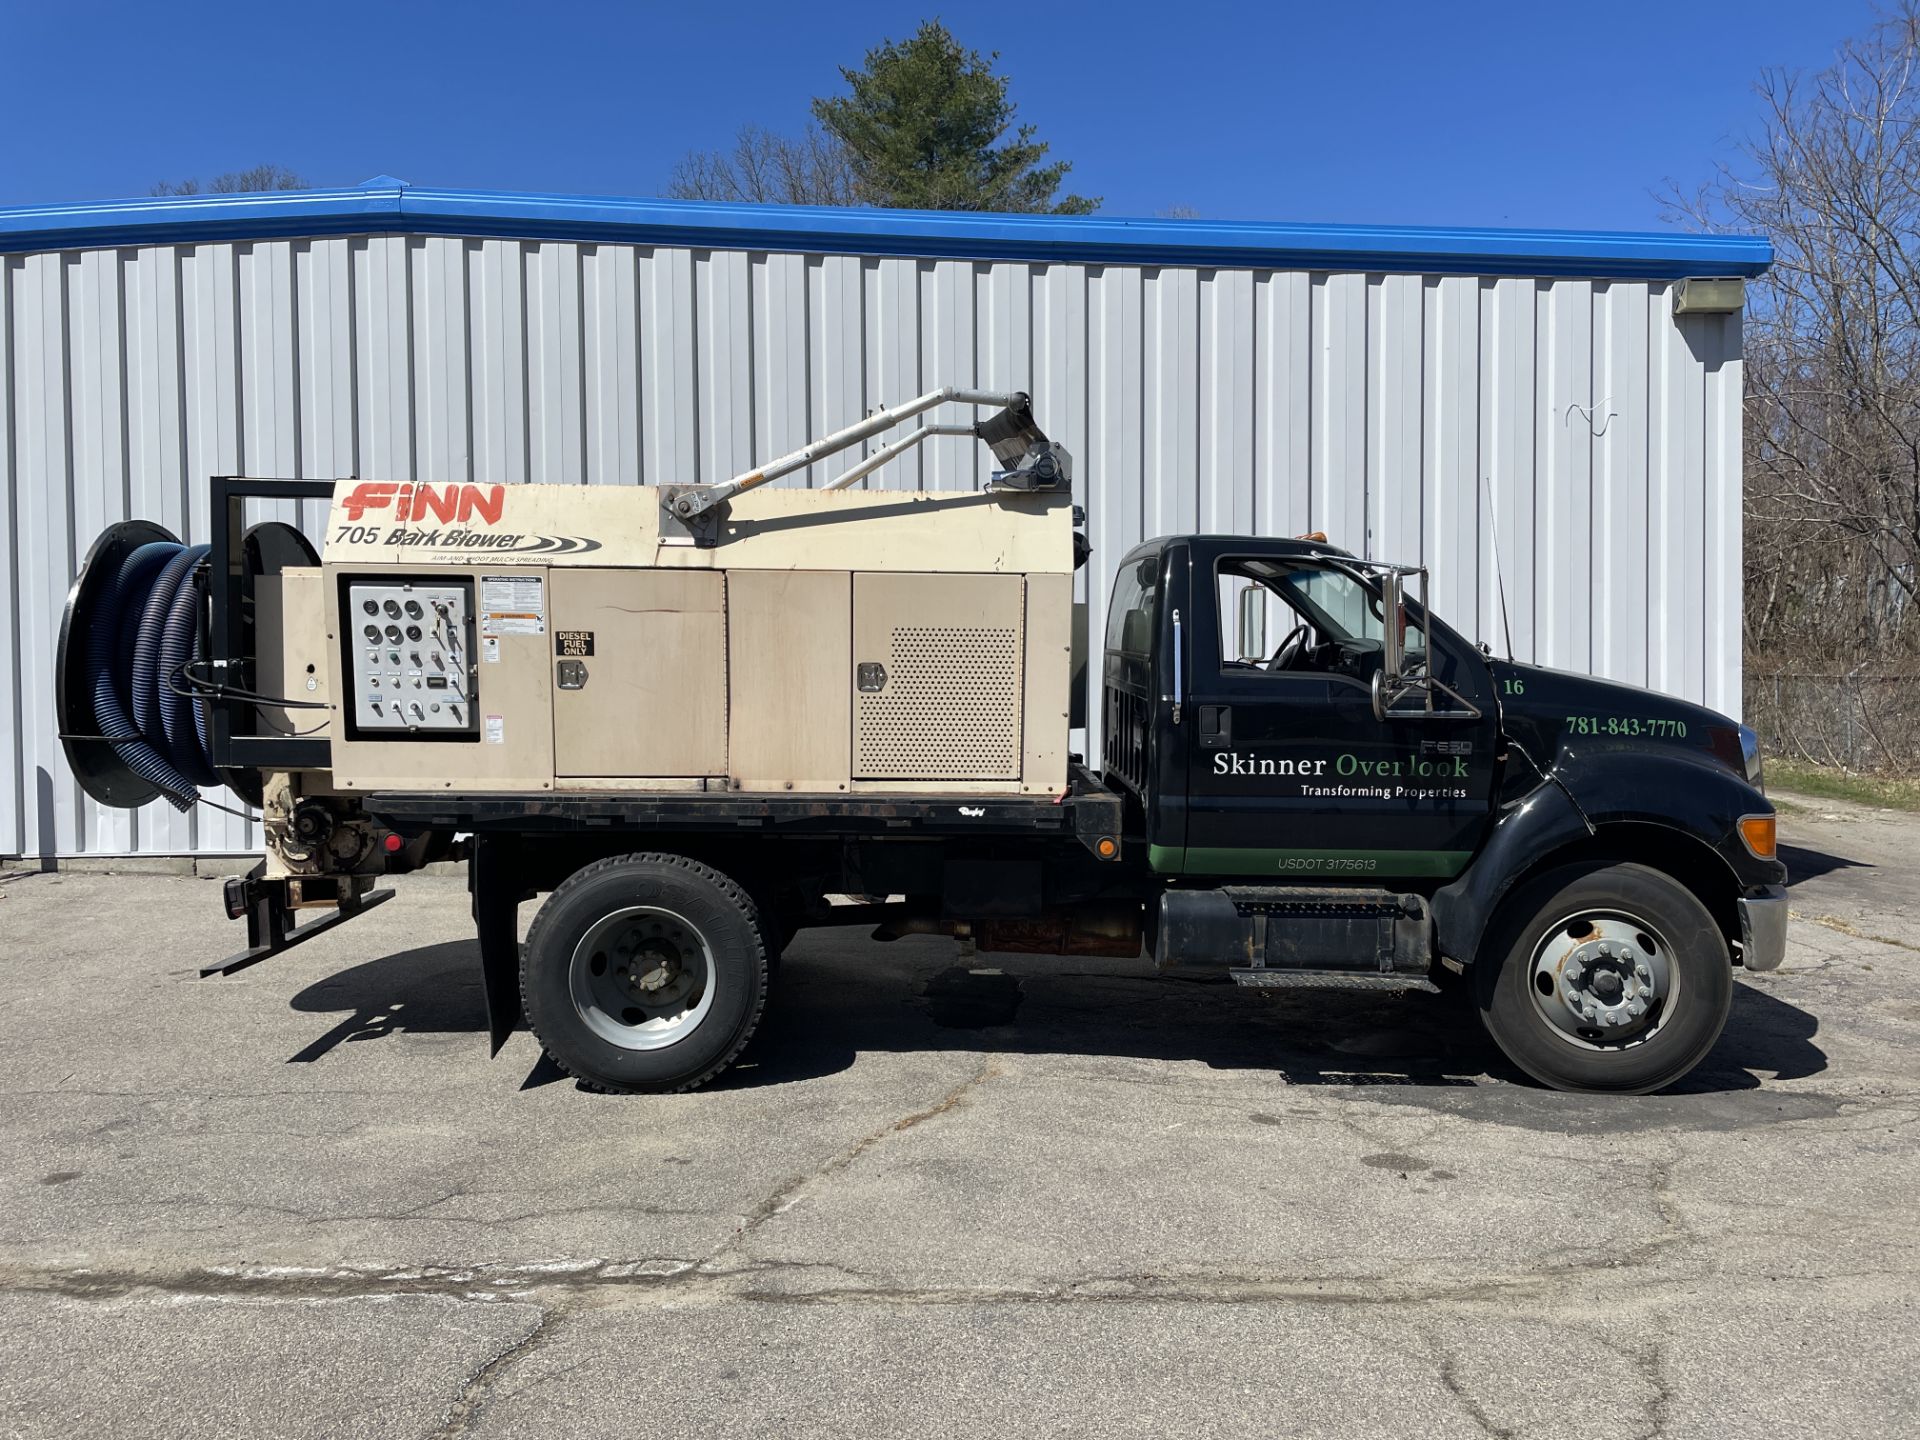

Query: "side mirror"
left=1369, top=564, right=1480, bottom=723
left=1378, top=570, right=1405, bottom=686
left=1235, top=586, right=1267, bottom=662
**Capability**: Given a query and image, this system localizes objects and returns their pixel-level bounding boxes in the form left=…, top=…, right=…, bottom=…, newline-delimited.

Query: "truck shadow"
left=285, top=928, right=1827, bottom=1098
left=1780, top=842, right=1870, bottom=886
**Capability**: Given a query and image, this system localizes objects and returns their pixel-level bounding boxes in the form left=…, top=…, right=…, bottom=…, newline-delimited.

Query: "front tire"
left=1476, top=861, right=1731, bottom=1094
left=521, top=852, right=769, bottom=1093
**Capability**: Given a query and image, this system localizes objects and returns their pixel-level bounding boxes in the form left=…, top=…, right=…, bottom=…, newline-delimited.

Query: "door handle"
left=1198, top=704, right=1231, bottom=746
left=1170, top=608, right=1183, bottom=725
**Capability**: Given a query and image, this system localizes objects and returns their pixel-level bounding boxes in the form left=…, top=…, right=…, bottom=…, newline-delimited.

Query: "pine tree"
left=811, top=21, right=1096, bottom=214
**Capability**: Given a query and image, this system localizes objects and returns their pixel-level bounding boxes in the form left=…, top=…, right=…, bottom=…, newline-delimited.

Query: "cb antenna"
left=1482, top=472, right=1516, bottom=662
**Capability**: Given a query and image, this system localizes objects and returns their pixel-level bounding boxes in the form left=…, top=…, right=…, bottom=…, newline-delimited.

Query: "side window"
left=1216, top=570, right=1296, bottom=666
left=1106, top=555, right=1159, bottom=655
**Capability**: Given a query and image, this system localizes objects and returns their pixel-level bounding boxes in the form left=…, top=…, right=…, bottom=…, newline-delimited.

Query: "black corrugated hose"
left=84, top=541, right=217, bottom=811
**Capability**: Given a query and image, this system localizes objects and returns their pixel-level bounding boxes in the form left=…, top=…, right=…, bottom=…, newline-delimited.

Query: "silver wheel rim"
left=569, top=905, right=716, bottom=1051
left=1526, top=908, right=1679, bottom=1051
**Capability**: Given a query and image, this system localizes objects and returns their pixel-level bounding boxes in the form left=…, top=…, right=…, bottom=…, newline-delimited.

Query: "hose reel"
left=56, top=518, right=319, bottom=812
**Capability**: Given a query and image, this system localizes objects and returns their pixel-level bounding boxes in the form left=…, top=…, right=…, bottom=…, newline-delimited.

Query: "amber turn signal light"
left=1737, top=814, right=1777, bottom=859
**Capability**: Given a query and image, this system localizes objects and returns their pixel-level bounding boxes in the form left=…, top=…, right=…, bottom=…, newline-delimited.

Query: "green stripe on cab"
left=1149, top=846, right=1471, bottom=878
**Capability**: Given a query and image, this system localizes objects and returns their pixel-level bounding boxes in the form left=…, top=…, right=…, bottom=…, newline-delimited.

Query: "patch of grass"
left=1767, top=760, right=1920, bottom=813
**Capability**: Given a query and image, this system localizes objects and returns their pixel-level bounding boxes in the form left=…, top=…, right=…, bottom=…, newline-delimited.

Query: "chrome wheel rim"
left=569, top=905, right=716, bottom=1051
left=1526, top=909, right=1678, bottom=1051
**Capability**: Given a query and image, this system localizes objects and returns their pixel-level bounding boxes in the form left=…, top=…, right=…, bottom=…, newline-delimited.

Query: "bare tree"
left=1675, top=2, right=1920, bottom=766
left=152, top=165, right=306, bottom=197
left=1674, top=4, right=1920, bottom=656
left=665, top=125, right=857, bottom=206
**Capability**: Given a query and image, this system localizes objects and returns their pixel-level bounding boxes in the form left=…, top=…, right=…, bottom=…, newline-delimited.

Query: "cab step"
left=1230, top=970, right=1440, bottom=993
left=1156, top=885, right=1433, bottom=979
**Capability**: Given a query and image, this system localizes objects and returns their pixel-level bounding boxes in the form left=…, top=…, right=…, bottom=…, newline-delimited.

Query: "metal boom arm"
left=670, top=386, right=1020, bottom=523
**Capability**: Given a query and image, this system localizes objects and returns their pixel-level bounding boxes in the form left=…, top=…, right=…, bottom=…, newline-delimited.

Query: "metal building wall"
left=1, top=234, right=1743, bottom=858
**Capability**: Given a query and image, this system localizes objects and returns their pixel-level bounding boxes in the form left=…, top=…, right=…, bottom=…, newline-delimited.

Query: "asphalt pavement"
left=0, top=793, right=1915, bottom=1438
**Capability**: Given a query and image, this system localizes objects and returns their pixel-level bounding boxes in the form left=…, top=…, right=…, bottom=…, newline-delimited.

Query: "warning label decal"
left=480, top=575, right=545, bottom=637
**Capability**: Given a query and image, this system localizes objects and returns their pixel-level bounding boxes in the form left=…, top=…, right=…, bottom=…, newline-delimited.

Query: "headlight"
left=1739, top=724, right=1764, bottom=791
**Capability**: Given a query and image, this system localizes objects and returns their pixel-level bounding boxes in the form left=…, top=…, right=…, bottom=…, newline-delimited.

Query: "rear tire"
left=521, top=852, right=769, bottom=1094
left=1476, top=861, right=1731, bottom=1094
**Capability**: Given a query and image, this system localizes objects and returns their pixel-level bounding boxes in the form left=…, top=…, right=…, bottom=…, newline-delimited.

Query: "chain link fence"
left=1745, top=671, right=1920, bottom=773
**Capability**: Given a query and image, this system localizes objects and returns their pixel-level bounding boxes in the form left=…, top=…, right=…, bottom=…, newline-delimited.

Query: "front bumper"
left=1738, top=885, right=1790, bottom=972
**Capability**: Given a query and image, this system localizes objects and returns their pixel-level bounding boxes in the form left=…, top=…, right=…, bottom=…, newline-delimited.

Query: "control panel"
left=343, top=579, right=478, bottom=735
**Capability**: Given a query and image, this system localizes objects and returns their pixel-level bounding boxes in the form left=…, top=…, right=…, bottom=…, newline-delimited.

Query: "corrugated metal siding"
left=1, top=236, right=1743, bottom=857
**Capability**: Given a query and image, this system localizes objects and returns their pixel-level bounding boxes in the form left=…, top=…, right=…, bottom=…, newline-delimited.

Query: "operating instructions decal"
left=479, top=575, right=545, bottom=638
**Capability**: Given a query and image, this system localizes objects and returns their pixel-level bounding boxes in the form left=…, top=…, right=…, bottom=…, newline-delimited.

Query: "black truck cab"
left=1104, top=534, right=1788, bottom=1094
left=1105, top=535, right=1499, bottom=879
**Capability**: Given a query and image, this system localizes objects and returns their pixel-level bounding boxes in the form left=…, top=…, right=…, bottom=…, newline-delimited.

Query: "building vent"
left=855, top=624, right=1023, bottom=779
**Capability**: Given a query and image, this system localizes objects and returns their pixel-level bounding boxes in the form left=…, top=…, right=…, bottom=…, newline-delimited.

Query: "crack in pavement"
left=702, top=1057, right=1002, bottom=1270
left=0, top=1111, right=1719, bottom=1316
left=427, top=1305, right=556, bottom=1440
left=1792, top=910, right=1920, bottom=955
left=1437, top=1354, right=1517, bottom=1440
left=1429, top=1327, right=1671, bottom=1440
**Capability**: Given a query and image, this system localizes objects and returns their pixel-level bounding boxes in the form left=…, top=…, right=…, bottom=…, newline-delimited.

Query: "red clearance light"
left=382, top=833, right=404, bottom=853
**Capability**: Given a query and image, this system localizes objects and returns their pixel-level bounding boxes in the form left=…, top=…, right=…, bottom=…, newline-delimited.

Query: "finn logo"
left=341, top=482, right=506, bottom=525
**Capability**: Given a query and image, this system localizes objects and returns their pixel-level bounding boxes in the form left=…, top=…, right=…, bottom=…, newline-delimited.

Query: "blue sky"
left=0, top=0, right=1881, bottom=231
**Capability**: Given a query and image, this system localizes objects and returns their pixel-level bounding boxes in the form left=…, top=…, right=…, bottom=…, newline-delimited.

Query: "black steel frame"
left=207, top=475, right=335, bottom=774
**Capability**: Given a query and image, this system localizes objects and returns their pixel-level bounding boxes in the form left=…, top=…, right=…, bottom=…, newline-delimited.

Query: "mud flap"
left=470, top=834, right=533, bottom=1055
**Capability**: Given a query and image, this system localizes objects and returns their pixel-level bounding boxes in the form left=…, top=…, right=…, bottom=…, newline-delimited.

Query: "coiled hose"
left=84, top=541, right=217, bottom=811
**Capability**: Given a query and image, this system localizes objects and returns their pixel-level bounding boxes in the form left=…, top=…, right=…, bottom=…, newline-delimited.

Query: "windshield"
left=1277, top=566, right=1381, bottom=643
left=1267, top=562, right=1425, bottom=656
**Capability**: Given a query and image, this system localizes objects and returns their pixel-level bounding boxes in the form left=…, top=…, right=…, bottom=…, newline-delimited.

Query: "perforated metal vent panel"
left=853, top=574, right=1025, bottom=781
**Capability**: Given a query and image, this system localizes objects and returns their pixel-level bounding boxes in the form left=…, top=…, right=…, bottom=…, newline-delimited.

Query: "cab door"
left=1172, top=542, right=1498, bottom=881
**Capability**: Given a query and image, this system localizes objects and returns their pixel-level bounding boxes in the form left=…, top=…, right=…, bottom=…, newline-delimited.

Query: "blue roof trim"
left=0, top=185, right=1773, bottom=279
